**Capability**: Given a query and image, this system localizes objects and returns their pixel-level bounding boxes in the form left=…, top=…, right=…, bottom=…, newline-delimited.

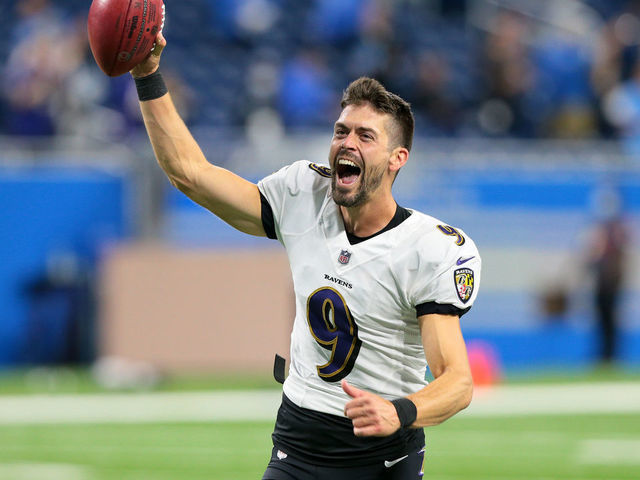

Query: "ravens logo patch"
left=454, top=268, right=474, bottom=304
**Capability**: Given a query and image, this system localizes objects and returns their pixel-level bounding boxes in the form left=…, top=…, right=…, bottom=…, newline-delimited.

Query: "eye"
left=334, top=128, right=347, bottom=137
left=361, top=133, right=374, bottom=141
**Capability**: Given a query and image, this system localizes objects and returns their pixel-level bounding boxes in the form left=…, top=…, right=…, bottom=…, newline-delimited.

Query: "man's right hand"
left=131, top=32, right=166, bottom=79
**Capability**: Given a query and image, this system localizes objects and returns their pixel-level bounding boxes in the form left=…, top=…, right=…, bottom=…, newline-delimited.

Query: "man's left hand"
left=342, top=380, right=401, bottom=437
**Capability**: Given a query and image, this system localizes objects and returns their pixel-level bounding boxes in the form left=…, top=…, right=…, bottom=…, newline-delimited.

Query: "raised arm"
left=131, top=33, right=265, bottom=237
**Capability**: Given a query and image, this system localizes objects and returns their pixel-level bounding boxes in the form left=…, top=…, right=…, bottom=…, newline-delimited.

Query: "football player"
left=132, top=33, right=481, bottom=480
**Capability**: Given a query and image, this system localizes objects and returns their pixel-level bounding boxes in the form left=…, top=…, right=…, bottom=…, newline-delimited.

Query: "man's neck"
left=340, top=196, right=398, bottom=238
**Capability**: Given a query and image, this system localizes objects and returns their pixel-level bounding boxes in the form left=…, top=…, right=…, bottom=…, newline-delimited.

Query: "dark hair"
left=341, top=77, right=414, bottom=152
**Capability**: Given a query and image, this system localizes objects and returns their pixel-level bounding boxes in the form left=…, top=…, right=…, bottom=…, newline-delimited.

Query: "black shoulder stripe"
left=416, top=301, right=471, bottom=318
left=260, top=192, right=278, bottom=240
left=308, top=163, right=331, bottom=178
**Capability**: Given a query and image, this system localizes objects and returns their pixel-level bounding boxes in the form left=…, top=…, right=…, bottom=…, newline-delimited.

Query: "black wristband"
left=134, top=70, right=168, bottom=101
left=391, top=398, right=417, bottom=428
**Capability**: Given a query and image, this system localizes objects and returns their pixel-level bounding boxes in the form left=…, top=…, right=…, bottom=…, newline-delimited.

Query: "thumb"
left=341, top=379, right=365, bottom=398
left=131, top=32, right=165, bottom=78
left=151, top=31, right=167, bottom=57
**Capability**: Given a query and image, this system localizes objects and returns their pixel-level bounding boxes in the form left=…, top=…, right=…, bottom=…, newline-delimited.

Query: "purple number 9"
left=437, top=224, right=466, bottom=246
left=306, top=287, right=362, bottom=382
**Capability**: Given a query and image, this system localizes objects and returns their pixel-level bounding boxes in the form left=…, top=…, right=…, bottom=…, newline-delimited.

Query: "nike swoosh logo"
left=456, top=256, right=475, bottom=266
left=384, top=454, right=409, bottom=468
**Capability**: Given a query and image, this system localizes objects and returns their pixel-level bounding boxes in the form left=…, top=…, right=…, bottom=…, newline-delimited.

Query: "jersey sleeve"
left=412, top=227, right=481, bottom=318
left=257, top=160, right=330, bottom=242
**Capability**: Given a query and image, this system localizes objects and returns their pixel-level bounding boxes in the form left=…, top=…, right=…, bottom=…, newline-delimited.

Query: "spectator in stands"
left=590, top=15, right=628, bottom=138
left=533, top=30, right=597, bottom=138
left=593, top=4, right=640, bottom=152
left=307, top=0, right=367, bottom=46
left=206, top=0, right=282, bottom=43
left=1, top=0, right=188, bottom=144
left=2, top=0, right=63, bottom=135
left=478, top=10, right=538, bottom=137
left=411, top=51, right=463, bottom=136
left=1, top=0, right=86, bottom=137
left=49, top=17, right=130, bottom=145
left=6, top=0, right=640, bottom=143
left=602, top=58, right=640, bottom=155
left=9, top=0, right=60, bottom=44
left=343, top=0, right=396, bottom=85
left=277, top=48, right=339, bottom=129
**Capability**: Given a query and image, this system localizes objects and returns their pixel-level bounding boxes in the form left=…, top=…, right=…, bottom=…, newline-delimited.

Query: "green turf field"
left=1, top=413, right=639, bottom=479
left=1, top=369, right=639, bottom=479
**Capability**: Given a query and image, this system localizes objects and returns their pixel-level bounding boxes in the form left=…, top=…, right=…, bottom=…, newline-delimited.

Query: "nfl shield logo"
left=454, top=268, right=474, bottom=303
left=338, top=249, right=352, bottom=265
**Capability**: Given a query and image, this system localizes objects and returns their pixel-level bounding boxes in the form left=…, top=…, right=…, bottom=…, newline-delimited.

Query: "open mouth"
left=335, top=158, right=362, bottom=186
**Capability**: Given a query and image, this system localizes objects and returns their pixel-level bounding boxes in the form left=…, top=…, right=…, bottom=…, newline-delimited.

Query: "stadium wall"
left=98, top=244, right=293, bottom=373
left=0, top=163, right=129, bottom=367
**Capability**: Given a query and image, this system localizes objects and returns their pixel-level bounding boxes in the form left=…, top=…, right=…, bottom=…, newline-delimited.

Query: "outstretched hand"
left=130, top=32, right=167, bottom=79
left=342, top=380, right=401, bottom=437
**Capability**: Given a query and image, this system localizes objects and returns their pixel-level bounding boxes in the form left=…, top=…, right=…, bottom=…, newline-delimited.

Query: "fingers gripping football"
left=342, top=380, right=402, bottom=437
left=130, top=32, right=166, bottom=79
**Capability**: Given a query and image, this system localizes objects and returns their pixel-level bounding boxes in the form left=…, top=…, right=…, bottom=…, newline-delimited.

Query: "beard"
left=330, top=158, right=385, bottom=208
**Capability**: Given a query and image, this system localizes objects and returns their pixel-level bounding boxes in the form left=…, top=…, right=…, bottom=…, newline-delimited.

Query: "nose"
left=341, top=131, right=357, bottom=150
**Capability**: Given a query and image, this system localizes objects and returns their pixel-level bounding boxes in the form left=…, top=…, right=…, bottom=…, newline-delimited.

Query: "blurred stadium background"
left=1, top=0, right=639, bottom=479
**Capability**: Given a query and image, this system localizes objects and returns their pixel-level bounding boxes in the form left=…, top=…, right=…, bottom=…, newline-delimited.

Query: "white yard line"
left=0, top=390, right=281, bottom=424
left=576, top=438, right=640, bottom=465
left=0, top=463, right=93, bottom=480
left=464, top=382, right=640, bottom=416
left=0, top=382, right=638, bottom=425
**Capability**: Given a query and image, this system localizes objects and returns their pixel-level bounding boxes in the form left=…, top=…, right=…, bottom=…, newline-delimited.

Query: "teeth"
left=338, top=159, right=358, bottom=168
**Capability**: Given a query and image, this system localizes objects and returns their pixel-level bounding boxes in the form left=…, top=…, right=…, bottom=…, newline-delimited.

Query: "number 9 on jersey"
left=306, top=287, right=362, bottom=382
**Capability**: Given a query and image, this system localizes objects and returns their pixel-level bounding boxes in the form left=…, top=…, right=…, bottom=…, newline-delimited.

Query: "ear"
left=389, top=146, right=409, bottom=174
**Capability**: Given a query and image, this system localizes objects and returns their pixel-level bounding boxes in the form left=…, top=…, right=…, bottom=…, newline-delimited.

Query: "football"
left=88, top=0, right=165, bottom=77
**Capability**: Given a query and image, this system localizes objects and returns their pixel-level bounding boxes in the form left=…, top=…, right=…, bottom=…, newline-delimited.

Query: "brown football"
left=88, top=0, right=165, bottom=77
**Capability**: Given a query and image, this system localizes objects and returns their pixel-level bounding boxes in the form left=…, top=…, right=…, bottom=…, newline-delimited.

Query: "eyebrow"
left=334, top=122, right=379, bottom=137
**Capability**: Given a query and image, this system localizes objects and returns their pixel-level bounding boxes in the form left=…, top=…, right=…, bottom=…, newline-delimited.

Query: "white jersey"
left=258, top=160, right=481, bottom=417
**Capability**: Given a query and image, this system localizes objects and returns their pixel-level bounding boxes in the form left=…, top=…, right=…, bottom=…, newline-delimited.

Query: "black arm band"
left=134, top=70, right=168, bottom=101
left=391, top=398, right=417, bottom=428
